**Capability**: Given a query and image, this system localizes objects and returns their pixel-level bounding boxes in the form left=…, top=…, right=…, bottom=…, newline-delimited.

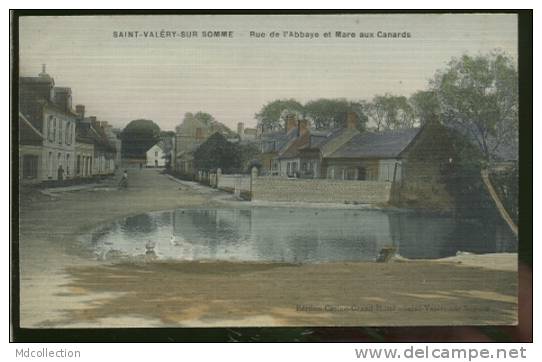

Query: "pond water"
left=84, top=207, right=517, bottom=263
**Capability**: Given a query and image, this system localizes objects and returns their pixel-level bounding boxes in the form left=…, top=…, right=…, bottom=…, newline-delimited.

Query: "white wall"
left=146, top=145, right=166, bottom=167
left=378, top=159, right=402, bottom=182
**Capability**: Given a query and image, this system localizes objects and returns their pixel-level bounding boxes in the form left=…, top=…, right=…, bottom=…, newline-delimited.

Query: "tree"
left=431, top=51, right=518, bottom=161
left=121, top=119, right=161, bottom=158
left=193, top=133, right=241, bottom=173
left=160, top=130, right=175, bottom=138
left=409, top=90, right=441, bottom=124
left=182, top=111, right=236, bottom=137
left=365, top=94, right=416, bottom=131
left=255, top=99, right=304, bottom=131
left=304, top=98, right=368, bottom=130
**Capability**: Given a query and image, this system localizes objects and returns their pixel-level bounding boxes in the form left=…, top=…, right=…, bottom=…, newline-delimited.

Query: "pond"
left=83, top=207, right=517, bottom=263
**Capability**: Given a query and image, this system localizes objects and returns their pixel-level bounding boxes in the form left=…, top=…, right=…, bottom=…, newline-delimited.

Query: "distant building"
left=237, top=122, right=257, bottom=141
left=146, top=143, right=166, bottom=167
left=173, top=115, right=234, bottom=174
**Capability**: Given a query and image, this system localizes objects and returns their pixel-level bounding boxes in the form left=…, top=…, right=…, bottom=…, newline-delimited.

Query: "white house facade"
left=146, top=143, right=166, bottom=167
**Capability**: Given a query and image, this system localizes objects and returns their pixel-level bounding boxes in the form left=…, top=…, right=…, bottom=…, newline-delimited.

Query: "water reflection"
left=87, top=208, right=517, bottom=262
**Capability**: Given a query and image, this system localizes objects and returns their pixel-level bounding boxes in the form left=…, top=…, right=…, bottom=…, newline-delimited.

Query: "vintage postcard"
left=15, top=13, right=520, bottom=331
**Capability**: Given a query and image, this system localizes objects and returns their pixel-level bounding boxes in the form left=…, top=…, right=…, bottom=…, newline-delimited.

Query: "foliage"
left=439, top=128, right=494, bottom=218
left=160, top=130, right=175, bottom=138
left=182, top=112, right=236, bottom=137
left=255, top=99, right=304, bottom=131
left=304, top=98, right=368, bottom=130
left=193, top=133, right=242, bottom=173
left=430, top=51, right=518, bottom=161
left=365, top=94, right=416, bottom=131
left=120, top=119, right=161, bottom=158
left=409, top=90, right=441, bottom=124
left=256, top=98, right=369, bottom=131
left=489, top=166, right=518, bottom=225
left=238, top=143, right=262, bottom=173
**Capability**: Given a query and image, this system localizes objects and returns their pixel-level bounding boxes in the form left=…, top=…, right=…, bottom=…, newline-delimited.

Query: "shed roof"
left=328, top=127, right=421, bottom=159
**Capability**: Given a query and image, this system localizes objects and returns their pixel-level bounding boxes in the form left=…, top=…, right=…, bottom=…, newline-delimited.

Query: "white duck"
left=145, top=240, right=156, bottom=252
left=170, top=235, right=182, bottom=246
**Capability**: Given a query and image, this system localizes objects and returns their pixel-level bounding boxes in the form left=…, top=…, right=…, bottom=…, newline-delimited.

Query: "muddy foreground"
left=17, top=168, right=517, bottom=328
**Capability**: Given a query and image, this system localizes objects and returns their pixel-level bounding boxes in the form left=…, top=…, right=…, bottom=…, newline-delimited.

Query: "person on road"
left=118, top=170, right=128, bottom=188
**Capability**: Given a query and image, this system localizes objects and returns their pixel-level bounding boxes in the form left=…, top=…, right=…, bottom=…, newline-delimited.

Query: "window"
left=52, top=118, right=57, bottom=143
left=48, top=152, right=53, bottom=178
left=59, top=120, right=63, bottom=144
left=65, top=123, right=70, bottom=144
left=345, top=167, right=357, bottom=180
left=22, top=155, right=38, bottom=179
left=155, top=151, right=158, bottom=157
left=358, top=167, right=367, bottom=181
left=47, top=116, right=53, bottom=141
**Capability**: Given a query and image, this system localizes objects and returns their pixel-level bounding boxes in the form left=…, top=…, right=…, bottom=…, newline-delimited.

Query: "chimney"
left=39, top=64, right=50, bottom=79
left=53, top=87, right=72, bottom=112
left=195, top=127, right=204, bottom=141
left=75, top=104, right=85, bottom=120
left=298, top=119, right=309, bottom=136
left=285, top=113, right=297, bottom=133
left=346, top=111, right=358, bottom=129
left=237, top=122, right=244, bottom=138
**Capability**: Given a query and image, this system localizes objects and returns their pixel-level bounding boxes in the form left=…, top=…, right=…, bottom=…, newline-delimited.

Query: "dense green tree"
left=430, top=51, right=518, bottom=161
left=255, top=99, right=304, bottom=131
left=160, top=130, right=175, bottom=138
left=120, top=119, right=161, bottom=158
left=409, top=90, right=441, bottom=124
left=365, top=94, right=416, bottom=131
left=304, top=98, right=367, bottom=130
left=193, top=133, right=242, bottom=173
left=238, top=143, right=261, bottom=173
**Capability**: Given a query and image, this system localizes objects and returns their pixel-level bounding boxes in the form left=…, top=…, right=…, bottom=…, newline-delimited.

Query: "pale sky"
left=19, top=14, right=517, bottom=131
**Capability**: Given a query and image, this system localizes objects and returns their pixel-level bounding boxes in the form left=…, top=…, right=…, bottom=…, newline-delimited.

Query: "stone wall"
left=252, top=176, right=392, bottom=204
left=217, top=174, right=252, bottom=192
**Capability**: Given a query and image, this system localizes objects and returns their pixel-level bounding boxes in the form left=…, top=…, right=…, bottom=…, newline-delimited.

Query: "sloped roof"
left=259, top=128, right=298, bottom=153
left=278, top=132, right=311, bottom=159
left=75, top=122, right=95, bottom=144
left=328, top=128, right=421, bottom=159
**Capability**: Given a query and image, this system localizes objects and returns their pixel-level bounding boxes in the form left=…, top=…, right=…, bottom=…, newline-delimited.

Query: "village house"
left=173, top=115, right=235, bottom=175
left=72, top=105, right=118, bottom=178
left=174, top=116, right=210, bottom=174
left=296, top=112, right=361, bottom=178
left=146, top=142, right=166, bottom=167
left=256, top=112, right=360, bottom=177
left=100, top=120, right=122, bottom=169
left=89, top=117, right=116, bottom=176
left=255, top=114, right=305, bottom=175
left=323, top=120, right=457, bottom=207
left=74, top=105, right=95, bottom=178
left=19, top=66, right=78, bottom=183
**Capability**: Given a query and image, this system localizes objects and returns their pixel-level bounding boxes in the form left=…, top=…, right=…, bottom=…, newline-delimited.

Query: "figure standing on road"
left=118, top=169, right=128, bottom=189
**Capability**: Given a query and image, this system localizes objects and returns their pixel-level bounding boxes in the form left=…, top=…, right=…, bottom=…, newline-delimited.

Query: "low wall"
left=217, top=174, right=251, bottom=192
left=252, top=177, right=392, bottom=204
